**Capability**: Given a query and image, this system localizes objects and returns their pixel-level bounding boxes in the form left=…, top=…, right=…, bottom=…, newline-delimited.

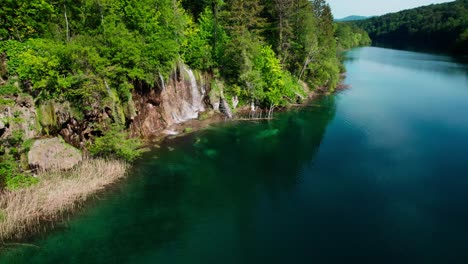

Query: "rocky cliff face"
left=130, top=62, right=211, bottom=137
left=0, top=95, right=38, bottom=142
left=1, top=63, right=226, bottom=173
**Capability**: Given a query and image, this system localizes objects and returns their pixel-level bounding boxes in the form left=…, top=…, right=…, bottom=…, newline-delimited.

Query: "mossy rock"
left=184, top=127, right=193, bottom=133
left=28, top=138, right=82, bottom=171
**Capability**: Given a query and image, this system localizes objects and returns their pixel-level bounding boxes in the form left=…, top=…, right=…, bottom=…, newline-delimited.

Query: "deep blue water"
left=1, top=47, right=468, bottom=263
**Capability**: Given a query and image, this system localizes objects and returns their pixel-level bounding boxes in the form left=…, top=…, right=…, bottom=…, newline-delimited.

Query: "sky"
left=328, top=0, right=455, bottom=19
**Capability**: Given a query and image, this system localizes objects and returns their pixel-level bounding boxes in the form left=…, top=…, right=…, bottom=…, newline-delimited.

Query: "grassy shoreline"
left=0, top=91, right=328, bottom=244
left=0, top=159, right=128, bottom=242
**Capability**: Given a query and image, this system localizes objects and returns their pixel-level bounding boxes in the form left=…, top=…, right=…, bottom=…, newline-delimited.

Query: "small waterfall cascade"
left=220, top=97, right=233, bottom=119
left=183, top=64, right=205, bottom=114
left=160, top=63, right=207, bottom=125
left=159, top=73, right=166, bottom=91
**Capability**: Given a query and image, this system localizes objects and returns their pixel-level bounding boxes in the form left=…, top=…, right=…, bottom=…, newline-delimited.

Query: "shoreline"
left=0, top=89, right=332, bottom=246
left=0, top=159, right=128, bottom=243
left=148, top=90, right=324, bottom=144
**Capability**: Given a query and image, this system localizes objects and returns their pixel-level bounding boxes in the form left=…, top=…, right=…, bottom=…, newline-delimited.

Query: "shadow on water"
left=3, top=46, right=468, bottom=263
left=0, top=97, right=337, bottom=263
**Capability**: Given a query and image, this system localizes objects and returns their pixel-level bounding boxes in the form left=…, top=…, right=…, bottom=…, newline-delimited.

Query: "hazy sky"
left=328, top=0, right=455, bottom=19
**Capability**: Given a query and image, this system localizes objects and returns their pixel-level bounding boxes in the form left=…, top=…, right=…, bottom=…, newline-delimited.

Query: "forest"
left=1, top=0, right=348, bottom=111
left=353, top=0, right=468, bottom=54
left=335, top=23, right=371, bottom=50
left=0, top=0, right=369, bottom=189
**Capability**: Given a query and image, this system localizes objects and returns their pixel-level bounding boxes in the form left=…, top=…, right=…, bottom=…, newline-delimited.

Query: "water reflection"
left=1, top=97, right=337, bottom=263
left=346, top=47, right=468, bottom=76
left=3, top=46, right=468, bottom=263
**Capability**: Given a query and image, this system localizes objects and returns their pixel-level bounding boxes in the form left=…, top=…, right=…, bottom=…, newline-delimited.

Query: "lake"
left=1, top=47, right=468, bottom=263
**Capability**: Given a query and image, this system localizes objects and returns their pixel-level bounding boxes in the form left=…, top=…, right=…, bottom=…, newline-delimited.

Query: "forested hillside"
left=335, top=23, right=372, bottom=50
left=1, top=0, right=347, bottom=110
left=335, top=15, right=369, bottom=22
left=354, top=0, right=468, bottom=54
left=0, top=0, right=367, bottom=189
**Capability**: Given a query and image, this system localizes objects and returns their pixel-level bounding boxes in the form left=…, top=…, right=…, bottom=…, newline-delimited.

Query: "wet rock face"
left=0, top=120, right=5, bottom=137
left=130, top=63, right=208, bottom=137
left=130, top=88, right=166, bottom=137
left=35, top=101, right=108, bottom=149
left=28, top=138, right=82, bottom=172
left=220, top=98, right=233, bottom=119
left=161, top=63, right=206, bottom=126
left=0, top=95, right=38, bottom=140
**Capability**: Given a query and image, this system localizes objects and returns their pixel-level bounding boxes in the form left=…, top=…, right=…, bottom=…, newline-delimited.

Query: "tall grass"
left=0, top=159, right=128, bottom=241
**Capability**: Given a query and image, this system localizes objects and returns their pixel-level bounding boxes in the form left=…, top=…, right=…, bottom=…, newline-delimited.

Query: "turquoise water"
left=2, top=47, right=468, bottom=263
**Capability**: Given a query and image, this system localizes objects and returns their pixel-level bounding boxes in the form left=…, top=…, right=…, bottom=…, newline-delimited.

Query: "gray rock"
left=28, top=138, right=82, bottom=171
left=220, top=98, right=233, bottom=119
left=0, top=120, right=5, bottom=137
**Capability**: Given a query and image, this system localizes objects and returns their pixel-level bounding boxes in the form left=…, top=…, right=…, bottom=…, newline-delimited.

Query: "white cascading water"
left=183, top=65, right=205, bottom=113
left=159, top=73, right=165, bottom=91
left=163, top=64, right=206, bottom=124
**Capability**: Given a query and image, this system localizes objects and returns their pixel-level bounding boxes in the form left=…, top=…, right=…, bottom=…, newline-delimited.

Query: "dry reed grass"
left=0, top=159, right=128, bottom=242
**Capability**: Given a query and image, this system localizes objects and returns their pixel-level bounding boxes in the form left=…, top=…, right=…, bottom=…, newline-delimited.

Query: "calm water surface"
left=2, top=47, right=468, bottom=263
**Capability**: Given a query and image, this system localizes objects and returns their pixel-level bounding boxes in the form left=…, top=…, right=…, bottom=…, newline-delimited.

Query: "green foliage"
left=0, top=0, right=55, bottom=41
left=354, top=0, right=468, bottom=54
left=0, top=155, right=38, bottom=190
left=0, top=0, right=346, bottom=107
left=18, top=39, right=60, bottom=94
left=252, top=46, right=303, bottom=106
left=335, top=23, right=372, bottom=50
left=183, top=9, right=215, bottom=70
left=7, top=130, right=24, bottom=146
left=0, top=97, right=15, bottom=106
left=0, top=84, right=20, bottom=96
left=0, top=0, right=350, bottom=180
left=5, top=173, right=39, bottom=191
left=89, top=125, right=142, bottom=162
left=184, top=127, right=194, bottom=133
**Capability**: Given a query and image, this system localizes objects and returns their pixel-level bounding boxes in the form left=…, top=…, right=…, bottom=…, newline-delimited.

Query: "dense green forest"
left=0, top=0, right=353, bottom=110
left=354, top=0, right=468, bottom=54
left=0, top=0, right=369, bottom=189
left=335, top=23, right=372, bottom=49
left=335, top=15, right=370, bottom=22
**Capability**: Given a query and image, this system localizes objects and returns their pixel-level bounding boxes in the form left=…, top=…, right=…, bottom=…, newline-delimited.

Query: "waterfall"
left=220, top=98, right=233, bottom=119
left=159, top=73, right=165, bottom=91
left=161, top=64, right=207, bottom=125
left=183, top=65, right=205, bottom=113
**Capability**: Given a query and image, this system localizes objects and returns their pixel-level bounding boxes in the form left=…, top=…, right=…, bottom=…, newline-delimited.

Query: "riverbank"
left=0, top=89, right=324, bottom=244
left=0, top=159, right=128, bottom=242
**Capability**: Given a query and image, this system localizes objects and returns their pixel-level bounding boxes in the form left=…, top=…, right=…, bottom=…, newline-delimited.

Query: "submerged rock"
left=256, top=129, right=279, bottom=139
left=28, top=138, right=82, bottom=171
left=204, top=149, right=218, bottom=158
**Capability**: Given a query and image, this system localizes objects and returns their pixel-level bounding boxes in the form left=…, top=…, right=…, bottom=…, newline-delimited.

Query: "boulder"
left=28, top=138, right=82, bottom=171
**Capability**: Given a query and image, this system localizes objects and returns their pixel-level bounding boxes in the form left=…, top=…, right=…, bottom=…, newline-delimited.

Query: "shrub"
left=0, top=155, right=38, bottom=190
left=89, top=125, right=142, bottom=162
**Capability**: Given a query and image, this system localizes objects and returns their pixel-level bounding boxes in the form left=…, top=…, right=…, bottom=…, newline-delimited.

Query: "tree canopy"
left=353, top=0, right=468, bottom=54
left=0, top=0, right=368, bottom=110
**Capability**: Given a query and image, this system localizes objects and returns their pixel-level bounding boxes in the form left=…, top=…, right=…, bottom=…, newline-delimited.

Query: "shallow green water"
left=2, top=47, right=468, bottom=263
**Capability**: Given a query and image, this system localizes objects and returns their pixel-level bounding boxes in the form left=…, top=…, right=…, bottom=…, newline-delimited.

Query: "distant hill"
left=335, top=16, right=369, bottom=22
left=353, top=0, right=468, bottom=54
